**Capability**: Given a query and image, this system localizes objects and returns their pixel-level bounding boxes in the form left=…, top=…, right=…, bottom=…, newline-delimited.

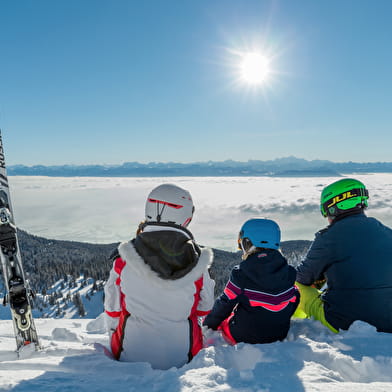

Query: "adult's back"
left=295, top=178, right=392, bottom=333
left=297, top=213, right=392, bottom=331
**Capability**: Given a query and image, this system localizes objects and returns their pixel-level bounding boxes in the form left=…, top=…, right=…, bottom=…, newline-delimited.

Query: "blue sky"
left=1, top=0, right=391, bottom=165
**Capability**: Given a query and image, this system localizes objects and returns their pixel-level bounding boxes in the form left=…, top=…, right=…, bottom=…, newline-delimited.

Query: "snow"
left=0, top=316, right=391, bottom=391
left=0, top=277, right=105, bottom=321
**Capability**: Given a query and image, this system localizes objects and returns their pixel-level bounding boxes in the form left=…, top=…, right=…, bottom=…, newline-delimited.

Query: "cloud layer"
left=9, top=174, right=392, bottom=250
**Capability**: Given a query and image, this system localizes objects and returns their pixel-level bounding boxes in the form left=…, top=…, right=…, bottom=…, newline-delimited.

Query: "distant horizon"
left=8, top=156, right=392, bottom=168
left=7, top=157, right=392, bottom=179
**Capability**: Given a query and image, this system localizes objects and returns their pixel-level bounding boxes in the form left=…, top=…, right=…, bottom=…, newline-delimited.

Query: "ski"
left=0, top=130, right=39, bottom=354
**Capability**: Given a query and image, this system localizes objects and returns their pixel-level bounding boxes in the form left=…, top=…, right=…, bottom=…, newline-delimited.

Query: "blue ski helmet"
left=238, top=218, right=281, bottom=250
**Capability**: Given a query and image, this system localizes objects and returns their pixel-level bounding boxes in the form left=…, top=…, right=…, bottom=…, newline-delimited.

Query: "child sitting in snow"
left=203, top=218, right=299, bottom=344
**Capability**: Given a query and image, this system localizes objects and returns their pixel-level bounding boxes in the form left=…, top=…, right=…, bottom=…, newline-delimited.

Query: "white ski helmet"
left=145, top=183, right=194, bottom=227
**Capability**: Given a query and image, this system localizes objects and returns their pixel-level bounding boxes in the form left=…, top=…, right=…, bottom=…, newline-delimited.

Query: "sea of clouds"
left=8, top=174, right=392, bottom=251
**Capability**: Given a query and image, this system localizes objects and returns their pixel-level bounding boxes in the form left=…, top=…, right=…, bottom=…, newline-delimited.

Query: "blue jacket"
left=296, top=212, right=392, bottom=332
left=203, top=249, right=299, bottom=344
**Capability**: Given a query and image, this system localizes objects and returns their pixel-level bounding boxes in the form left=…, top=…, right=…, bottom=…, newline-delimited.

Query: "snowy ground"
left=0, top=316, right=391, bottom=392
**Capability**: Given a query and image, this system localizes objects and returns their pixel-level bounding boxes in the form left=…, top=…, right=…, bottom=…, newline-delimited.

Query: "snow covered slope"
left=0, top=276, right=104, bottom=321
left=0, top=316, right=391, bottom=392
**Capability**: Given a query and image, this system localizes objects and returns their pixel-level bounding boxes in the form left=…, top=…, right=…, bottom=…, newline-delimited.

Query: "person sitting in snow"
left=203, top=218, right=300, bottom=344
left=295, top=178, right=392, bottom=333
left=104, top=183, right=215, bottom=369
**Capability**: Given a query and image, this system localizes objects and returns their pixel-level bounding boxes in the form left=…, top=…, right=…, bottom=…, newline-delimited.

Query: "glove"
left=202, top=325, right=226, bottom=347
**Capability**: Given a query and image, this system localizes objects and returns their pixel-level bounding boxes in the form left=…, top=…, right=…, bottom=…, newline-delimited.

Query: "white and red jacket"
left=104, top=224, right=215, bottom=369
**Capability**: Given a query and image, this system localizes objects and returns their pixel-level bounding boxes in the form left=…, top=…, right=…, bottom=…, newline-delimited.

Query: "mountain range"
left=8, top=157, right=392, bottom=177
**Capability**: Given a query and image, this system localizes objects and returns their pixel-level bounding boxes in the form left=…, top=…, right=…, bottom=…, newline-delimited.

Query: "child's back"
left=203, top=218, right=299, bottom=344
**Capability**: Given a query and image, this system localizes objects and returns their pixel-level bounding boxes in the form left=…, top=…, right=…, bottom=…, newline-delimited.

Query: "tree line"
left=12, top=230, right=311, bottom=298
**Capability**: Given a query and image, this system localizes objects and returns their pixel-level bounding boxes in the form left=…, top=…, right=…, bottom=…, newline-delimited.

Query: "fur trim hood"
left=133, top=230, right=201, bottom=280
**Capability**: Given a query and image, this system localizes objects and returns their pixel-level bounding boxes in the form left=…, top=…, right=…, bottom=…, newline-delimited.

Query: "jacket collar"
left=140, top=221, right=194, bottom=240
left=329, top=209, right=365, bottom=226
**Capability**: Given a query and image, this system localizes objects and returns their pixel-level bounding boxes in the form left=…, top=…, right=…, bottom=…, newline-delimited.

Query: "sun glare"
left=239, top=52, right=271, bottom=85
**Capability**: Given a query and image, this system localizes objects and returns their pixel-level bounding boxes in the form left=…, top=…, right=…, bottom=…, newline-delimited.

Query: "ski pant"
left=293, top=282, right=338, bottom=333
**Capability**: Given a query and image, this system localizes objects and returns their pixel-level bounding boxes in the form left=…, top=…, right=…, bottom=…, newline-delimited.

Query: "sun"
left=239, top=52, right=271, bottom=85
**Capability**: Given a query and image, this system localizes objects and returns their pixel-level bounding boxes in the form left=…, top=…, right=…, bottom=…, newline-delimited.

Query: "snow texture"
left=0, top=316, right=391, bottom=392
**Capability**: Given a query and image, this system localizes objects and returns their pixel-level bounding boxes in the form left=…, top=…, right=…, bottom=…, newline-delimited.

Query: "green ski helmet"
left=320, top=178, right=369, bottom=218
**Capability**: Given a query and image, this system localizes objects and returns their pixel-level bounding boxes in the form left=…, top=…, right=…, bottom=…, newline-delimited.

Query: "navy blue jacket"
left=203, top=249, right=299, bottom=344
left=296, top=212, right=392, bottom=332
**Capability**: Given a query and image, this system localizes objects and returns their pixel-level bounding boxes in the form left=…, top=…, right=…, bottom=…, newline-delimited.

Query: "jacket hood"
left=133, top=229, right=201, bottom=280
left=238, top=249, right=297, bottom=293
left=117, top=241, right=213, bottom=289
